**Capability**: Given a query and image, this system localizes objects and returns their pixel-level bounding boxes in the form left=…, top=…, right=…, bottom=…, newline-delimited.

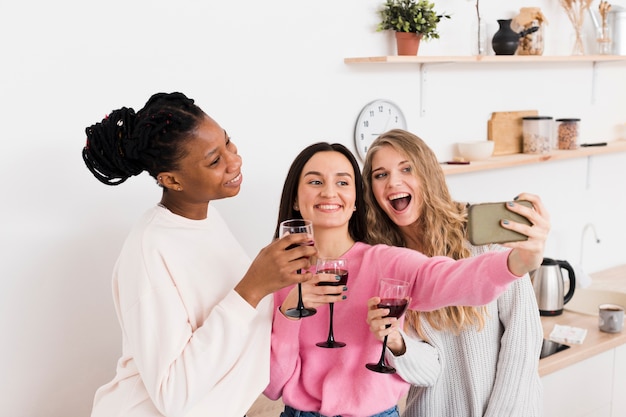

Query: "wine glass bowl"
left=280, top=219, right=317, bottom=318
left=366, top=278, right=410, bottom=373
left=315, top=258, right=348, bottom=348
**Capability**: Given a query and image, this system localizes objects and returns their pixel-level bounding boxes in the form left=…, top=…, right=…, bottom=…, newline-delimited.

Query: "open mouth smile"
left=389, top=193, right=411, bottom=211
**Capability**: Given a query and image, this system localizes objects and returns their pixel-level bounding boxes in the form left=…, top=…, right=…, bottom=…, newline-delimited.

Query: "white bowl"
left=456, top=141, right=495, bottom=161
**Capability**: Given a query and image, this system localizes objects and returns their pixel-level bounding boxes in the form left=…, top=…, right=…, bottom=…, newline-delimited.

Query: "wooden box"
left=487, top=110, right=538, bottom=155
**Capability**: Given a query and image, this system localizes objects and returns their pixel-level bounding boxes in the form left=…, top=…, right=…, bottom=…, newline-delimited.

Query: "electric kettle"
left=530, top=258, right=576, bottom=316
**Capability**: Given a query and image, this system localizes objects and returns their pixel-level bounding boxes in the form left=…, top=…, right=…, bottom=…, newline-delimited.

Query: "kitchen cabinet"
left=542, top=345, right=626, bottom=417
left=542, top=349, right=613, bottom=417
left=613, top=344, right=626, bottom=416
left=344, top=55, right=626, bottom=176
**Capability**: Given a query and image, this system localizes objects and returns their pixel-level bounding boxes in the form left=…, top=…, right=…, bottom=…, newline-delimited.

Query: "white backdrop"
left=1, top=0, right=625, bottom=415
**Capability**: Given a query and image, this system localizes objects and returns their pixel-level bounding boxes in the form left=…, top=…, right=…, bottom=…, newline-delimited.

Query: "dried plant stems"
left=599, top=1, right=611, bottom=29
left=559, top=0, right=593, bottom=29
left=475, top=0, right=483, bottom=55
left=559, top=0, right=593, bottom=54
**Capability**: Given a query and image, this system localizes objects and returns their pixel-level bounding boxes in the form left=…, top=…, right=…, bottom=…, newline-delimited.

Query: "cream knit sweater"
left=387, top=244, right=543, bottom=417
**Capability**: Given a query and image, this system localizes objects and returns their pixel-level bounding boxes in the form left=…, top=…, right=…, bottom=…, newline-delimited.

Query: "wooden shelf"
left=442, top=140, right=626, bottom=175
left=344, top=55, right=626, bottom=64
left=345, top=54, right=626, bottom=173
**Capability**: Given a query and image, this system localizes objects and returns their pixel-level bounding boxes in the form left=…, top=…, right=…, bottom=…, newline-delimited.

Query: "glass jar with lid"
left=522, top=116, right=553, bottom=154
left=556, top=118, right=581, bottom=150
left=512, top=7, right=547, bottom=55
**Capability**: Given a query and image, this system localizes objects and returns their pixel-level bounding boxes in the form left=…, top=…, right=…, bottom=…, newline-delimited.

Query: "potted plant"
left=377, top=0, right=451, bottom=55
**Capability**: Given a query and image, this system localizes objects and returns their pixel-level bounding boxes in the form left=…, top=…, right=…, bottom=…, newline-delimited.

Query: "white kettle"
left=530, top=258, right=576, bottom=316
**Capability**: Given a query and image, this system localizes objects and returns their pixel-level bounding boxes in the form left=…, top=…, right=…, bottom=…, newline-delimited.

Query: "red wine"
left=378, top=299, right=408, bottom=318
left=316, top=268, right=349, bottom=286
left=286, top=240, right=315, bottom=251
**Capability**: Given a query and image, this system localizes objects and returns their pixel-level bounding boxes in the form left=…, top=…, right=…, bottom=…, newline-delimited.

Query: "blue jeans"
left=281, top=405, right=399, bottom=417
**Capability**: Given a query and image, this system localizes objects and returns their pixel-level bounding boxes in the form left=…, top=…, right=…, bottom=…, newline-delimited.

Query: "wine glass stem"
left=326, top=302, right=335, bottom=343
left=377, top=335, right=389, bottom=366
left=296, top=283, right=305, bottom=310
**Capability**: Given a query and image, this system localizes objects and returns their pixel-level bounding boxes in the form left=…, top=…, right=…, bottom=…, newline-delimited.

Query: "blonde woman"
left=363, top=129, right=546, bottom=417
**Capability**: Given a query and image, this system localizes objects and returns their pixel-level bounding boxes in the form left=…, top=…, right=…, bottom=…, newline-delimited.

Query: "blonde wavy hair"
left=362, top=129, right=487, bottom=340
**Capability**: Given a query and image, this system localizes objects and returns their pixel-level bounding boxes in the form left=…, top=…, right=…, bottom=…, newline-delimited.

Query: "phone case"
left=467, top=200, right=532, bottom=246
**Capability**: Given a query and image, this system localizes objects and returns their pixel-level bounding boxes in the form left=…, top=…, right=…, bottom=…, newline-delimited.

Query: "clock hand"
left=381, top=113, right=392, bottom=134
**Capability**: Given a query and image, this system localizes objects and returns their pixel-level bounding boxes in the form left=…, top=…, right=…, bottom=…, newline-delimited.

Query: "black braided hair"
left=82, top=92, right=206, bottom=186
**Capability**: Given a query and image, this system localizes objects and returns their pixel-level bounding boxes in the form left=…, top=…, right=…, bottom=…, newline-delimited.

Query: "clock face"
left=354, top=99, right=407, bottom=161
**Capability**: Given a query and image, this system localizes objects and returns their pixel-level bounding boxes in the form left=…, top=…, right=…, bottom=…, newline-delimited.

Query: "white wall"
left=1, top=0, right=625, bottom=415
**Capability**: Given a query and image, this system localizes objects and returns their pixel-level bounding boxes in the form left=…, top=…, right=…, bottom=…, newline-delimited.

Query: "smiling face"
left=169, top=115, right=242, bottom=204
left=295, top=151, right=356, bottom=234
left=370, top=144, right=424, bottom=227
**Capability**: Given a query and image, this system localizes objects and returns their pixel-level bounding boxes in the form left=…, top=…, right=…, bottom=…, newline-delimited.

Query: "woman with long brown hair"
left=363, top=129, right=546, bottom=417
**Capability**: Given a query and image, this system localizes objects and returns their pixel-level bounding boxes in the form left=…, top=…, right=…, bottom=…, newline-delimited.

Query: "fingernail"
left=513, top=195, right=519, bottom=200
left=335, top=275, right=341, bottom=280
left=342, top=295, right=347, bottom=300
left=503, top=219, right=510, bottom=225
left=343, top=286, right=348, bottom=291
left=507, top=201, right=514, bottom=207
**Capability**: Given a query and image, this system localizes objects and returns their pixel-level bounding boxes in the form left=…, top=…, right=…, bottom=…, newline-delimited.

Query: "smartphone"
left=467, top=200, right=532, bottom=246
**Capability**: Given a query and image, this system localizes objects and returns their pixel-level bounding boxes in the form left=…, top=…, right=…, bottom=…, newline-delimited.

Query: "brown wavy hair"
left=362, top=129, right=487, bottom=339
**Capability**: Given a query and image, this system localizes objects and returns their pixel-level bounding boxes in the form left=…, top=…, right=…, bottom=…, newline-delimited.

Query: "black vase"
left=492, top=19, right=519, bottom=55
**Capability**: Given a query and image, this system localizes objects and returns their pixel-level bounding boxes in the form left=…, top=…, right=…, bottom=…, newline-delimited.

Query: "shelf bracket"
left=591, top=61, right=598, bottom=105
left=419, top=63, right=427, bottom=117
left=585, top=155, right=593, bottom=190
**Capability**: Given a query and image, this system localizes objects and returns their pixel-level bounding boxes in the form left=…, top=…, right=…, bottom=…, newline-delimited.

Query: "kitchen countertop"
left=538, top=264, right=626, bottom=377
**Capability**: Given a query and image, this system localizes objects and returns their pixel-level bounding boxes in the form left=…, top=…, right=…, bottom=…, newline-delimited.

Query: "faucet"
left=579, top=223, right=601, bottom=266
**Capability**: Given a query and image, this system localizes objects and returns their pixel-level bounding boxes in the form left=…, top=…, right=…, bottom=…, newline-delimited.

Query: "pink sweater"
left=264, top=242, right=519, bottom=417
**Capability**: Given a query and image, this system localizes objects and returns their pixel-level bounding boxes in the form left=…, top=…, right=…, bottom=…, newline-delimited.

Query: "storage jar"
left=513, top=7, right=547, bottom=56
left=523, top=116, right=553, bottom=154
left=556, top=118, right=580, bottom=150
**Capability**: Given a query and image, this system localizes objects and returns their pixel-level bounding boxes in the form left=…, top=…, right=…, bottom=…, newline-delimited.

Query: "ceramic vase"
left=492, top=19, right=519, bottom=55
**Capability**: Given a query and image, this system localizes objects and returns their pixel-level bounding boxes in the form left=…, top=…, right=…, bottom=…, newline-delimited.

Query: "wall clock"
left=354, top=99, right=407, bottom=161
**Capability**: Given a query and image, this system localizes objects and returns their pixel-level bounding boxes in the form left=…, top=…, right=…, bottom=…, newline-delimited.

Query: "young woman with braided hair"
left=363, top=129, right=547, bottom=417
left=82, top=92, right=316, bottom=417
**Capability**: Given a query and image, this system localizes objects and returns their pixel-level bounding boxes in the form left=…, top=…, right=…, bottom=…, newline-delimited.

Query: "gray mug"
left=598, top=303, right=625, bottom=333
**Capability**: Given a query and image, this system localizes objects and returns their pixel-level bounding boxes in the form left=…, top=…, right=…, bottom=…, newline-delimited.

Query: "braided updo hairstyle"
left=82, top=92, right=206, bottom=185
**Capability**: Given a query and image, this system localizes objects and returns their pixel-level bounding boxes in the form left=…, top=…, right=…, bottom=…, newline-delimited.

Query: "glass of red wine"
left=365, top=278, right=410, bottom=374
left=280, top=219, right=317, bottom=318
left=315, top=258, right=349, bottom=348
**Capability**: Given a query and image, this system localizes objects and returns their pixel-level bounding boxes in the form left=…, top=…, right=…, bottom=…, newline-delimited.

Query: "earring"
left=353, top=205, right=357, bottom=211
left=177, top=186, right=182, bottom=191
left=293, top=203, right=299, bottom=211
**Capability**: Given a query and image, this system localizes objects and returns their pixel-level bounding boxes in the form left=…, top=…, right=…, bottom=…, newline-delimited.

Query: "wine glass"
left=365, top=278, right=410, bottom=374
left=280, top=219, right=317, bottom=318
left=315, top=258, right=349, bottom=348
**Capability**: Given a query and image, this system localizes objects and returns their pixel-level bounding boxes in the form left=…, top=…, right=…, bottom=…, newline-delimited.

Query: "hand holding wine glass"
left=315, top=258, right=348, bottom=348
left=366, top=278, right=410, bottom=374
left=366, top=297, right=406, bottom=355
left=280, top=219, right=317, bottom=318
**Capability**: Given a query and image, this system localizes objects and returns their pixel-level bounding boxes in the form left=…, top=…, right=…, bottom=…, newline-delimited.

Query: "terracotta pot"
left=395, top=32, right=423, bottom=55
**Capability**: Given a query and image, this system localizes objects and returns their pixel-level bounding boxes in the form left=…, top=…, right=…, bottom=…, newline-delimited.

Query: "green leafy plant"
left=377, top=0, right=451, bottom=40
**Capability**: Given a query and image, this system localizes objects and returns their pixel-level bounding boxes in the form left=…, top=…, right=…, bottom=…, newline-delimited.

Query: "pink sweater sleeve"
left=374, top=247, right=517, bottom=311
